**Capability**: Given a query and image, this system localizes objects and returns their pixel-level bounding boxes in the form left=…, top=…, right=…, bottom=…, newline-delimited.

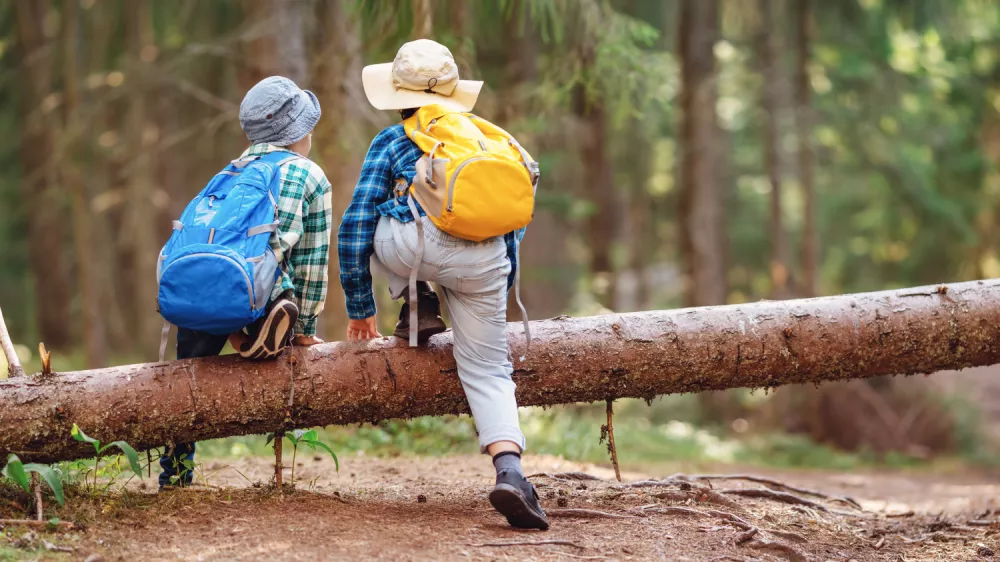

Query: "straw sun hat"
left=362, top=39, right=483, bottom=113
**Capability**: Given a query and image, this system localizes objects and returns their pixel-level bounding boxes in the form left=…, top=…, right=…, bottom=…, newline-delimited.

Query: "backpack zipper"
left=447, top=157, right=485, bottom=212
left=159, top=252, right=255, bottom=311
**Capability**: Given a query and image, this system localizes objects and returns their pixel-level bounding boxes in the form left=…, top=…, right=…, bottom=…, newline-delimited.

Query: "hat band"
left=393, top=74, right=459, bottom=97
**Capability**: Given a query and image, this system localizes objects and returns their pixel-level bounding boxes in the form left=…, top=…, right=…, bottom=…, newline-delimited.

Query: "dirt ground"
left=3, top=454, right=1000, bottom=561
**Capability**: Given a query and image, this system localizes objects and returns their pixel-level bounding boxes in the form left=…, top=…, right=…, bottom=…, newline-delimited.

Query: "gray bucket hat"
left=239, top=76, right=321, bottom=147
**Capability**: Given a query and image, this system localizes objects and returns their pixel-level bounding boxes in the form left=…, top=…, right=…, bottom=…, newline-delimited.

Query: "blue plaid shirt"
left=338, top=124, right=522, bottom=320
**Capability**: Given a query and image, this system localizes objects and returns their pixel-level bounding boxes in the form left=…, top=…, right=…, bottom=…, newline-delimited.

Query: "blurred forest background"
left=3, top=0, right=1000, bottom=470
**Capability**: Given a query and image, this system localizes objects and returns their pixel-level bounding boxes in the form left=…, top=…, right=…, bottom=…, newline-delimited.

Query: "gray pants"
left=374, top=216, right=526, bottom=452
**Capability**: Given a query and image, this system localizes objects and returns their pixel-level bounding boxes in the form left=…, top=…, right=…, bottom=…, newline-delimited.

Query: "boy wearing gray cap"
left=158, top=76, right=332, bottom=489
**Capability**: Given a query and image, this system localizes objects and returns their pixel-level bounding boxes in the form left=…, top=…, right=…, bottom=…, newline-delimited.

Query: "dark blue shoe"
left=489, top=470, right=549, bottom=530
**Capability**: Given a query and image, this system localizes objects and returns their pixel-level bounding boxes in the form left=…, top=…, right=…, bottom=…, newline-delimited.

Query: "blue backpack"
left=157, top=152, right=298, bottom=347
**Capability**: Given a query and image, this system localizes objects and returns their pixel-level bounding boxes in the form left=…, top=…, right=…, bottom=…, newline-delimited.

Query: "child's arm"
left=338, top=129, right=396, bottom=324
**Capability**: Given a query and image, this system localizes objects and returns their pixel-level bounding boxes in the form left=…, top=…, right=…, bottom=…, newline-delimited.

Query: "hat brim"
left=362, top=63, right=483, bottom=113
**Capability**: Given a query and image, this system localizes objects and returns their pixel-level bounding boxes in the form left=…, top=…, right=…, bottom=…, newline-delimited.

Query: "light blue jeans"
left=374, top=216, right=526, bottom=452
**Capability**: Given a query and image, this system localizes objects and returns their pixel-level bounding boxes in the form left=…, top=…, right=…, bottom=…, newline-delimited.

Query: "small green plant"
left=2, top=454, right=65, bottom=509
left=266, top=429, right=339, bottom=485
left=70, top=423, right=142, bottom=490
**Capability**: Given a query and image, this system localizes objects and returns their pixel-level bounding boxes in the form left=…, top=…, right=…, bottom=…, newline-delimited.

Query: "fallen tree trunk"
left=3, top=280, right=999, bottom=464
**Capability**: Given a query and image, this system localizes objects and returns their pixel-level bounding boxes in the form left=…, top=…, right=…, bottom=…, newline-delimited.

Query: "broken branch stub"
left=3, top=280, right=1000, bottom=464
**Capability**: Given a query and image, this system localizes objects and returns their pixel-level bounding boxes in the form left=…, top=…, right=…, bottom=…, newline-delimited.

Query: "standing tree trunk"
left=312, top=0, right=368, bottom=340
left=796, top=0, right=818, bottom=297
left=15, top=0, right=73, bottom=350
left=62, top=0, right=105, bottom=368
left=572, top=34, right=620, bottom=311
left=757, top=0, right=791, bottom=298
left=243, top=0, right=309, bottom=86
left=413, top=0, right=434, bottom=39
left=123, top=0, right=160, bottom=356
left=678, top=0, right=728, bottom=308
left=449, top=0, right=471, bottom=74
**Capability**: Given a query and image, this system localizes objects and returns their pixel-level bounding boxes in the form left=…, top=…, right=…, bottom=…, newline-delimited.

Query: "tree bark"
left=63, top=0, right=106, bottom=368
left=678, top=0, right=728, bottom=307
left=15, top=0, right=73, bottom=349
left=413, top=0, right=434, bottom=39
left=572, top=40, right=620, bottom=310
left=312, top=0, right=368, bottom=340
left=123, top=0, right=161, bottom=356
left=796, top=0, right=818, bottom=297
left=3, top=280, right=998, bottom=464
left=243, top=0, right=309, bottom=86
left=757, top=0, right=791, bottom=298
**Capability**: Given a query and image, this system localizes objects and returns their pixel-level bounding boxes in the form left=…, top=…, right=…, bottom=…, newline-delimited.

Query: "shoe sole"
left=393, top=322, right=447, bottom=344
left=241, top=302, right=298, bottom=360
left=489, top=484, right=550, bottom=530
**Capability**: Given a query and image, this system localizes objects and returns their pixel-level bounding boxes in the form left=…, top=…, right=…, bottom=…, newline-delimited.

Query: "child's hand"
left=292, top=335, right=324, bottom=347
left=347, top=317, right=382, bottom=341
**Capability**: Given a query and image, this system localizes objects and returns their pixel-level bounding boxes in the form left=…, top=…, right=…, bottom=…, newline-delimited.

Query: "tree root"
left=719, top=488, right=829, bottom=512
left=468, top=539, right=585, bottom=548
left=526, top=472, right=604, bottom=482
left=0, top=519, right=77, bottom=530
left=690, top=473, right=862, bottom=510
left=735, top=526, right=759, bottom=545
left=547, top=508, right=638, bottom=520
left=745, top=539, right=807, bottom=562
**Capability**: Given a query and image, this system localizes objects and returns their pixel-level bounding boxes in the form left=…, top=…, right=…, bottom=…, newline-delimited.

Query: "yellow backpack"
left=397, top=105, right=539, bottom=355
left=402, top=105, right=539, bottom=241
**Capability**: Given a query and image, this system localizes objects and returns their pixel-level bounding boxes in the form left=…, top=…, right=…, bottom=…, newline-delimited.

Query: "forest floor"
left=2, top=453, right=999, bottom=561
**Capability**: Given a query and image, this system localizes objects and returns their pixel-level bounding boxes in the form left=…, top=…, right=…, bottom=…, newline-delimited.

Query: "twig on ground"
left=639, top=505, right=705, bottom=517
left=547, top=508, right=638, bottom=520
left=554, top=553, right=607, bottom=560
left=735, top=526, right=759, bottom=545
left=526, top=472, right=604, bottom=482
left=720, top=488, right=829, bottom=512
left=601, top=399, right=621, bottom=482
left=690, top=474, right=862, bottom=510
left=746, top=539, right=807, bottom=562
left=968, top=519, right=996, bottom=527
left=0, top=519, right=77, bottom=530
left=32, top=473, right=42, bottom=522
left=885, top=510, right=915, bottom=518
left=946, top=524, right=981, bottom=533
left=0, top=305, right=24, bottom=377
left=468, top=539, right=585, bottom=548
left=873, top=536, right=886, bottom=549
left=899, top=534, right=928, bottom=544
left=621, top=478, right=688, bottom=489
left=42, top=540, right=74, bottom=553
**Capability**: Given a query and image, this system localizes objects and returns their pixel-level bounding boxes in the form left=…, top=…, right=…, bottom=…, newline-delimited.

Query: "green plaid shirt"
left=240, top=144, right=332, bottom=336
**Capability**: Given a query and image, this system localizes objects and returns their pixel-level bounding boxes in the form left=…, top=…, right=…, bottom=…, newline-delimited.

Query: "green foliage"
left=267, top=428, right=340, bottom=487
left=70, top=424, right=143, bottom=491
left=2, top=454, right=65, bottom=507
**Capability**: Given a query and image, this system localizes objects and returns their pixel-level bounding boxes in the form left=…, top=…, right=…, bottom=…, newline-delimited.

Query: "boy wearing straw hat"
left=338, top=39, right=548, bottom=530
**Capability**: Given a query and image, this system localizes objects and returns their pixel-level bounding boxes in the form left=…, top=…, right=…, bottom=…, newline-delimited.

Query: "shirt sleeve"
left=338, top=132, right=394, bottom=320
left=290, top=174, right=332, bottom=336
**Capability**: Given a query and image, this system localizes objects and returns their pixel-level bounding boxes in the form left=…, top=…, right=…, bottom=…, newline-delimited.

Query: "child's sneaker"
left=240, top=298, right=298, bottom=359
left=489, top=470, right=550, bottom=530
